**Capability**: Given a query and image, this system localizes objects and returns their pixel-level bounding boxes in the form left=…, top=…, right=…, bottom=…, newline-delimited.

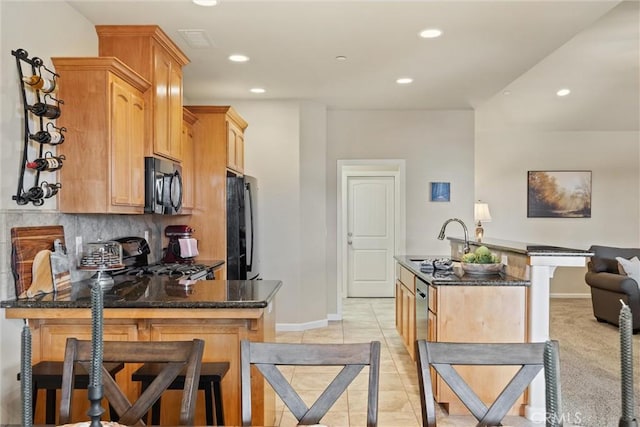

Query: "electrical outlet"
left=75, top=236, right=82, bottom=256
left=501, top=255, right=508, bottom=265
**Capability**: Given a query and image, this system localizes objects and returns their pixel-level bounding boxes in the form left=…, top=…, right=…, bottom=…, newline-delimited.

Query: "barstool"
left=132, top=361, right=229, bottom=425
left=17, top=360, right=124, bottom=424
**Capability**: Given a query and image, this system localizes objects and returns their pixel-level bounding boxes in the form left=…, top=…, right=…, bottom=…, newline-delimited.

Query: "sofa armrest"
left=585, top=271, right=640, bottom=296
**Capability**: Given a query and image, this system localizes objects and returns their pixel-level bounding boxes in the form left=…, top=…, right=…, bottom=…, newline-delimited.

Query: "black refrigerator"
left=227, top=173, right=259, bottom=280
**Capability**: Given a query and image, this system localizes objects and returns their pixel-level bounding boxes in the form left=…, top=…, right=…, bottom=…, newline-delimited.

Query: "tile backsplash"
left=0, top=209, right=172, bottom=300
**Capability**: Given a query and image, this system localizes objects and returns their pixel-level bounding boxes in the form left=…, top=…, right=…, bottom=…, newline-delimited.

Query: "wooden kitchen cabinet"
left=181, top=108, right=198, bottom=212
left=6, top=304, right=276, bottom=427
left=427, top=285, right=438, bottom=399
left=53, top=57, right=150, bottom=214
left=395, top=264, right=416, bottom=359
left=96, top=25, right=190, bottom=162
left=394, top=259, right=528, bottom=415
left=227, top=118, right=245, bottom=173
left=184, top=106, right=248, bottom=278
left=429, top=284, right=527, bottom=415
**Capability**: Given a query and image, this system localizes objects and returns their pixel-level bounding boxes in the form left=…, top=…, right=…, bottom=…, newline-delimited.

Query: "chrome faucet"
left=437, top=218, right=470, bottom=254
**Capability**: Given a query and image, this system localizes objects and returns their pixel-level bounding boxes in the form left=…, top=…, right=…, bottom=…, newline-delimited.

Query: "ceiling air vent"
left=178, top=29, right=213, bottom=48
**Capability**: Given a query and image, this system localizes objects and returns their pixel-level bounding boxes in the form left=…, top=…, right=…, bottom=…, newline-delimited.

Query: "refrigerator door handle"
left=246, top=182, right=254, bottom=272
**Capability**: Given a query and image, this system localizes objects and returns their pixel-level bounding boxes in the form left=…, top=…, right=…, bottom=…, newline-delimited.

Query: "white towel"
left=178, top=238, right=199, bottom=258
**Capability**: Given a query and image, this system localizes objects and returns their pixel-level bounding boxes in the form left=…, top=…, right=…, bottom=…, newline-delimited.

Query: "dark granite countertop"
left=446, top=237, right=593, bottom=257
left=195, top=259, right=226, bottom=269
left=395, top=255, right=530, bottom=286
left=0, top=275, right=282, bottom=309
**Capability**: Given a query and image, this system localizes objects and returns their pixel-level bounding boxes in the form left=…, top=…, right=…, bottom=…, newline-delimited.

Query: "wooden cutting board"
left=11, top=225, right=65, bottom=298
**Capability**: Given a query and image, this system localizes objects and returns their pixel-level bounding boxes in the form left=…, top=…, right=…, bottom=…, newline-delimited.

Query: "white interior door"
left=347, top=176, right=395, bottom=297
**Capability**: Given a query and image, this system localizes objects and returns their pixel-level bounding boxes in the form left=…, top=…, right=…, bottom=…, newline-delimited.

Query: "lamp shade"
left=474, top=202, right=492, bottom=223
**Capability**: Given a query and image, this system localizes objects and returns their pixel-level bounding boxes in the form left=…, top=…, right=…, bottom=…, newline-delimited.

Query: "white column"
left=525, top=264, right=555, bottom=423
left=525, top=255, right=588, bottom=423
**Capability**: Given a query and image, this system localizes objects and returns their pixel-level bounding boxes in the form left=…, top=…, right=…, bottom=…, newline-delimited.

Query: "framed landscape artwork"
left=527, top=170, right=592, bottom=218
left=431, top=182, right=450, bottom=202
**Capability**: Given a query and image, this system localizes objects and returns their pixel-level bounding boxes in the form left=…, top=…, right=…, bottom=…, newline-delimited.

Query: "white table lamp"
left=474, top=202, right=492, bottom=242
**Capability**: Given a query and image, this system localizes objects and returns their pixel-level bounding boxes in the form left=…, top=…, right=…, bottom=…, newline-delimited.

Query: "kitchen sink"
left=410, top=259, right=429, bottom=270
left=410, top=257, right=454, bottom=272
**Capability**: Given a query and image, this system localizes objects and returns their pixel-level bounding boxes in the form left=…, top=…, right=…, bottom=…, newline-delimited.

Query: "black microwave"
left=144, top=157, right=183, bottom=215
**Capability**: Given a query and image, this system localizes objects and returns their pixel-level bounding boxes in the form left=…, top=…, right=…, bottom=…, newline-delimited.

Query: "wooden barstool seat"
left=132, top=361, right=229, bottom=425
left=17, top=360, right=124, bottom=424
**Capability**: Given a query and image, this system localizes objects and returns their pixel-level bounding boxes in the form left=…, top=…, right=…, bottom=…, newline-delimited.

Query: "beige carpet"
left=550, top=298, right=640, bottom=427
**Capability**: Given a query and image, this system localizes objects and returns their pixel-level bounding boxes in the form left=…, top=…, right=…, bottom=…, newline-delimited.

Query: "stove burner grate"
left=118, top=263, right=212, bottom=280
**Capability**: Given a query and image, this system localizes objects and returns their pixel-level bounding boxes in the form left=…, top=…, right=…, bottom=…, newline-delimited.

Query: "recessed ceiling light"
left=396, top=77, right=413, bottom=85
left=419, top=28, right=443, bottom=39
left=503, top=90, right=511, bottom=96
left=229, top=54, right=249, bottom=63
left=556, top=88, right=571, bottom=97
left=193, top=0, right=218, bottom=6
left=250, top=88, right=266, bottom=94
left=335, top=55, right=347, bottom=62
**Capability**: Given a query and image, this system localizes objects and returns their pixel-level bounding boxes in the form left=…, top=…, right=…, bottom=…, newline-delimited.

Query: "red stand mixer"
left=162, top=225, right=198, bottom=264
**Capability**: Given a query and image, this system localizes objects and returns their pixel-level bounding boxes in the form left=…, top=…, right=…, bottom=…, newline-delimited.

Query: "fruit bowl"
left=461, top=262, right=503, bottom=275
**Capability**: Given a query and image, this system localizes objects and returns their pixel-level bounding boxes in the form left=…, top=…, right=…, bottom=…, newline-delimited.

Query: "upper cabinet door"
left=129, top=91, right=146, bottom=206
left=169, top=61, right=184, bottom=161
left=153, top=46, right=172, bottom=159
left=111, top=78, right=146, bottom=208
left=111, top=80, right=133, bottom=206
left=96, top=25, right=190, bottom=163
left=181, top=108, right=197, bottom=212
left=227, top=119, right=245, bottom=174
left=53, top=57, right=150, bottom=214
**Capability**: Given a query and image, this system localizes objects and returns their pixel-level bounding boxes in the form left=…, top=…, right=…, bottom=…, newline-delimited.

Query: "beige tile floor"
left=273, top=298, right=537, bottom=427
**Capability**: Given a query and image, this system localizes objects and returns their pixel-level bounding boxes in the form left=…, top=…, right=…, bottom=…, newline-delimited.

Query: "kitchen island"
left=441, top=237, right=591, bottom=420
left=447, top=238, right=592, bottom=420
left=394, top=255, right=530, bottom=416
left=1, top=276, right=282, bottom=426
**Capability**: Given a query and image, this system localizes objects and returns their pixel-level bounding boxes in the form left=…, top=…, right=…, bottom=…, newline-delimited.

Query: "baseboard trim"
left=550, top=293, right=591, bottom=299
left=327, top=313, right=342, bottom=321
left=276, top=295, right=590, bottom=330
left=276, top=318, right=329, bottom=332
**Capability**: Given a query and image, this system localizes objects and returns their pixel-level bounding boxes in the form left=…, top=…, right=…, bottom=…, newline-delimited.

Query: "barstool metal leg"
left=213, top=380, right=224, bottom=425
left=45, top=388, right=56, bottom=424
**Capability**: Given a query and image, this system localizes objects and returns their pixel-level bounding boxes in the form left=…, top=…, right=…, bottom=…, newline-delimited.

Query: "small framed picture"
left=431, top=182, right=450, bottom=202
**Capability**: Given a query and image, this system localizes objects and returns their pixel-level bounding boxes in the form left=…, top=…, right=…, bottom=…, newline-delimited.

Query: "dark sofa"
left=585, top=245, right=640, bottom=331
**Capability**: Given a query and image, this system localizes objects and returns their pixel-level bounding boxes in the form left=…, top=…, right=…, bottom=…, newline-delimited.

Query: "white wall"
left=214, top=106, right=475, bottom=319
left=0, top=1, right=97, bottom=422
left=475, top=125, right=640, bottom=295
left=475, top=129, right=639, bottom=248
left=222, top=101, right=303, bottom=324
left=326, top=110, right=475, bottom=314
left=220, top=100, right=330, bottom=326
left=1, top=1, right=97, bottom=210
left=299, top=102, right=328, bottom=325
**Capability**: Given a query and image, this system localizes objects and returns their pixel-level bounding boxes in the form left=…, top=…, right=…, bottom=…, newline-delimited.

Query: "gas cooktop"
left=112, top=262, right=214, bottom=281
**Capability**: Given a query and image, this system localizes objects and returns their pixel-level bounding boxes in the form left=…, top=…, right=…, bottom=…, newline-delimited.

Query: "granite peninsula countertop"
left=446, top=237, right=593, bottom=257
left=395, top=255, right=530, bottom=286
left=0, top=276, right=282, bottom=309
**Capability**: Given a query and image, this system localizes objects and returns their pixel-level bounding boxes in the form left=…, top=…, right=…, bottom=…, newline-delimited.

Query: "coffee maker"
left=162, top=225, right=198, bottom=264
